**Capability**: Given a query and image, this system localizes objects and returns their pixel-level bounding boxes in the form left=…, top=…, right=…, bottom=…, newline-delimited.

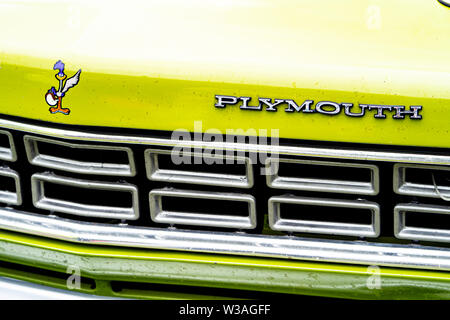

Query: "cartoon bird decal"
left=45, top=60, right=81, bottom=115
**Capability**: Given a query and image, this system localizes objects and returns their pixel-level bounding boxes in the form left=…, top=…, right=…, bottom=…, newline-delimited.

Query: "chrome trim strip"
left=145, top=148, right=253, bottom=188
left=0, top=130, right=16, bottom=162
left=149, top=188, right=257, bottom=229
left=266, top=158, right=379, bottom=195
left=0, top=118, right=449, bottom=165
left=394, top=163, right=450, bottom=199
left=24, top=135, right=136, bottom=177
left=268, top=196, right=380, bottom=237
left=0, top=207, right=450, bottom=271
left=0, top=168, right=21, bottom=206
left=394, top=203, right=450, bottom=243
left=31, top=173, right=139, bottom=220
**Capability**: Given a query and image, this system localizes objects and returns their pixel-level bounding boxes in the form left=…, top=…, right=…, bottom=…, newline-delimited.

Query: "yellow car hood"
left=0, top=0, right=449, bottom=148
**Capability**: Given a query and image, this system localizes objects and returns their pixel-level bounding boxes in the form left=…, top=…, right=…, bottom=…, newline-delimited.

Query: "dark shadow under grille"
left=280, top=203, right=373, bottom=225
left=162, top=196, right=249, bottom=217
left=406, top=167, right=450, bottom=186
left=44, top=182, right=133, bottom=208
left=277, top=161, right=372, bottom=182
left=156, top=153, right=247, bottom=175
left=36, top=139, right=130, bottom=165
left=406, top=211, right=450, bottom=230
left=0, top=173, right=17, bottom=193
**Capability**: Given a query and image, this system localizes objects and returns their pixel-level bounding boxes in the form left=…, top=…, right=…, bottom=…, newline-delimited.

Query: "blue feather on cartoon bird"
left=45, top=60, right=81, bottom=115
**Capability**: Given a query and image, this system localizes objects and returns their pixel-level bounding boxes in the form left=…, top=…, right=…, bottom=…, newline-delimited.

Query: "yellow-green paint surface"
left=0, top=0, right=449, bottom=148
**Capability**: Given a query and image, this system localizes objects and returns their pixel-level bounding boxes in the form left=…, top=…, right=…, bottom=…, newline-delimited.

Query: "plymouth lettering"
left=214, top=95, right=422, bottom=120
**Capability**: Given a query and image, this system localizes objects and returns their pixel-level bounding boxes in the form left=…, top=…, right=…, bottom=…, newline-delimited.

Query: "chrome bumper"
left=1, top=207, right=450, bottom=272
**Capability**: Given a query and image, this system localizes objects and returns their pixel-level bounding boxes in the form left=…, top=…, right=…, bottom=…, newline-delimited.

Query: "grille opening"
left=0, top=173, right=17, bottom=193
left=0, top=259, right=96, bottom=290
left=0, top=133, right=11, bottom=150
left=155, top=152, right=246, bottom=175
left=162, top=196, right=249, bottom=217
left=150, top=190, right=256, bottom=229
left=44, top=181, right=133, bottom=208
left=406, top=167, right=450, bottom=187
left=110, top=281, right=295, bottom=299
left=277, top=161, right=372, bottom=182
left=395, top=165, right=450, bottom=199
left=406, top=211, right=450, bottom=230
left=36, top=139, right=129, bottom=165
left=280, top=203, right=373, bottom=225
left=267, top=159, right=378, bottom=196
left=146, top=149, right=252, bottom=188
left=0, top=131, right=14, bottom=162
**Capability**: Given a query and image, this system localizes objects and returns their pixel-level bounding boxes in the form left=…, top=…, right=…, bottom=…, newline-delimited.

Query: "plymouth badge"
left=215, top=95, right=423, bottom=120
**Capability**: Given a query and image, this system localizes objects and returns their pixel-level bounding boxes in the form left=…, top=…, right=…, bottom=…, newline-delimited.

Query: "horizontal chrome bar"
left=145, top=148, right=253, bottom=188
left=0, top=130, right=16, bottom=162
left=268, top=196, right=380, bottom=237
left=0, top=118, right=449, bottom=165
left=394, top=203, right=450, bottom=243
left=0, top=167, right=21, bottom=206
left=31, top=173, right=139, bottom=220
left=266, top=158, right=379, bottom=195
left=149, top=188, right=256, bottom=229
left=394, top=163, right=450, bottom=200
left=24, top=135, right=136, bottom=177
left=0, top=207, right=450, bottom=271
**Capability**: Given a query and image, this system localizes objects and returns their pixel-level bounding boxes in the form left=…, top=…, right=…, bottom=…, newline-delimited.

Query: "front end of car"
left=0, top=0, right=449, bottom=299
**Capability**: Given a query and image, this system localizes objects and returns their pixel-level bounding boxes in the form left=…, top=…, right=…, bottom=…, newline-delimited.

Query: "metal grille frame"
left=268, top=196, right=380, bottom=238
left=31, top=173, right=140, bottom=220
left=0, top=117, right=449, bottom=271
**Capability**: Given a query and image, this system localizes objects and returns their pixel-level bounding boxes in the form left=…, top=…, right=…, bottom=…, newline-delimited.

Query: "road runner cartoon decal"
left=45, top=60, right=81, bottom=115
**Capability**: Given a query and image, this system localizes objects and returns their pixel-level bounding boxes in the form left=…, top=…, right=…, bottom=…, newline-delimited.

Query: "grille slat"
left=394, top=163, right=450, bottom=200
left=268, top=196, right=380, bottom=237
left=394, top=204, right=450, bottom=243
left=145, top=148, right=253, bottom=188
left=24, top=136, right=136, bottom=177
left=31, top=173, right=139, bottom=220
left=149, top=188, right=256, bottom=229
left=266, top=158, right=379, bottom=195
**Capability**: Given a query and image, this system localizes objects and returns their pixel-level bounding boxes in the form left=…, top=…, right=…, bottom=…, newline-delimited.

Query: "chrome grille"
left=268, top=196, right=380, bottom=237
left=145, top=148, right=253, bottom=188
left=0, top=116, right=450, bottom=271
left=394, top=163, right=450, bottom=199
left=24, top=135, right=136, bottom=176
left=149, top=188, right=256, bottom=229
left=394, top=204, right=450, bottom=243
left=31, top=173, right=139, bottom=220
left=266, top=158, right=379, bottom=195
